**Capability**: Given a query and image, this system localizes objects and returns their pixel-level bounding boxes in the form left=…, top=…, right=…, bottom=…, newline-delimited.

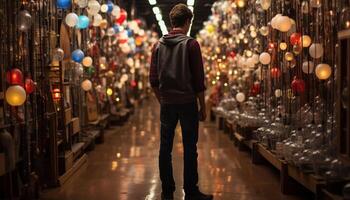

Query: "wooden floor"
left=41, top=98, right=309, bottom=200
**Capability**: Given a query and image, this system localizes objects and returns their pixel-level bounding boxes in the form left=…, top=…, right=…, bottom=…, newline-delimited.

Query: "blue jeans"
left=159, top=102, right=199, bottom=195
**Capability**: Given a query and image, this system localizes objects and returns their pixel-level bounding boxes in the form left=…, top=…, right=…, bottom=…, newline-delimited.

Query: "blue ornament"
left=72, top=49, right=84, bottom=62
left=113, top=25, right=120, bottom=33
left=57, top=0, right=71, bottom=9
left=76, top=15, right=90, bottom=29
left=127, top=29, right=133, bottom=37
left=107, top=1, right=114, bottom=12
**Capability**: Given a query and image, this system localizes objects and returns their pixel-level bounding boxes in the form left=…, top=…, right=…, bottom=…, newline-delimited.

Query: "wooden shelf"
left=322, top=189, right=344, bottom=200
left=287, top=165, right=325, bottom=193
left=257, top=144, right=285, bottom=170
left=58, top=154, right=87, bottom=186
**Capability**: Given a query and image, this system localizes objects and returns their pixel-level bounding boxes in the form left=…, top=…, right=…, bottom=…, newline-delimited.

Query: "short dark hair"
left=169, top=4, right=193, bottom=27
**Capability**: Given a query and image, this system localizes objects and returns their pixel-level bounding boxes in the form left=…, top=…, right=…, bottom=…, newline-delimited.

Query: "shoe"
left=185, top=191, right=213, bottom=200
left=161, top=193, right=174, bottom=200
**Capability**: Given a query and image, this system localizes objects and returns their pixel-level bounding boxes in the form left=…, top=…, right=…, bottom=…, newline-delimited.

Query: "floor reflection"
left=41, top=98, right=307, bottom=200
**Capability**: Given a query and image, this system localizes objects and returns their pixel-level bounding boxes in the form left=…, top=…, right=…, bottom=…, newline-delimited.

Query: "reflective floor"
left=42, top=98, right=307, bottom=200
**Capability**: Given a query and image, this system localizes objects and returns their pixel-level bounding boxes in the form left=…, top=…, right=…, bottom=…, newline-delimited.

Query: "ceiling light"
left=152, top=6, right=160, bottom=14
left=187, top=0, right=195, bottom=6
left=148, top=0, right=156, bottom=5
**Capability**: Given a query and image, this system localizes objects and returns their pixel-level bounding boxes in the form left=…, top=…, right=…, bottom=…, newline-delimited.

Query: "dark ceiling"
left=119, top=0, right=216, bottom=37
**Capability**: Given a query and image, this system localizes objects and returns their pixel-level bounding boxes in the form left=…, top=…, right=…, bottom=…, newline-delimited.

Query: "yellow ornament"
left=315, top=63, right=332, bottom=80
left=284, top=52, right=294, bottom=61
left=302, top=35, right=312, bottom=47
left=279, top=42, right=288, bottom=51
left=5, top=85, right=27, bottom=106
left=107, top=88, right=113, bottom=96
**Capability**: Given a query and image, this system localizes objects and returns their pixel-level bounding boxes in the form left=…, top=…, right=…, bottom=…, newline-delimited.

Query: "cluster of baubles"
left=198, top=0, right=334, bottom=103
left=5, top=69, right=36, bottom=106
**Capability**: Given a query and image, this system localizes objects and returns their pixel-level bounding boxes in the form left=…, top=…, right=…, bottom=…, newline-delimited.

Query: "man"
left=149, top=3, right=213, bottom=200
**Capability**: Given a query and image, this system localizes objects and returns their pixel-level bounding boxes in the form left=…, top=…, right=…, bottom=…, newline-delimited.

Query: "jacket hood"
left=159, top=34, right=191, bottom=46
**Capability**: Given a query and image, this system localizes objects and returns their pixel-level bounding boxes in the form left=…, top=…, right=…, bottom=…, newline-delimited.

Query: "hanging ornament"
left=259, top=26, right=269, bottom=36
left=52, top=48, right=65, bottom=61
left=284, top=52, right=294, bottom=61
left=279, top=42, right=288, bottom=51
left=236, top=92, right=246, bottom=102
left=302, top=61, right=315, bottom=74
left=86, top=66, right=96, bottom=76
left=72, top=49, right=84, bottom=62
left=52, top=88, right=61, bottom=101
left=260, top=0, right=271, bottom=10
left=111, top=5, right=121, bottom=17
left=75, top=0, right=87, bottom=8
left=24, top=78, right=35, bottom=94
left=101, top=4, right=109, bottom=13
left=57, top=0, right=71, bottom=9
left=93, top=14, right=103, bottom=27
left=76, top=15, right=90, bottom=29
left=107, top=88, right=113, bottom=96
left=87, top=0, right=101, bottom=16
left=275, top=89, right=282, bottom=97
left=107, top=1, right=114, bottom=12
left=259, top=52, right=271, bottom=65
left=107, top=27, right=116, bottom=36
left=6, top=68, right=23, bottom=85
left=235, top=0, right=246, bottom=8
left=82, top=56, right=93, bottom=67
left=81, top=79, right=92, bottom=91
left=116, top=9, right=127, bottom=25
left=301, top=35, right=312, bottom=47
left=290, top=33, right=301, bottom=45
left=276, top=16, right=292, bottom=32
left=65, top=12, right=79, bottom=27
left=252, top=54, right=260, bottom=64
left=5, top=85, right=26, bottom=106
left=18, top=10, right=32, bottom=32
left=309, top=43, right=324, bottom=59
left=270, top=67, right=281, bottom=78
left=271, top=14, right=282, bottom=29
left=99, top=19, right=108, bottom=29
left=291, top=77, right=306, bottom=94
left=293, top=45, right=302, bottom=55
left=315, top=63, right=332, bottom=80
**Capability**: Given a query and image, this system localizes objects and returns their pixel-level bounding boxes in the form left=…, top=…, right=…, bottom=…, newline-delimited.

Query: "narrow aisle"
left=42, top=98, right=304, bottom=200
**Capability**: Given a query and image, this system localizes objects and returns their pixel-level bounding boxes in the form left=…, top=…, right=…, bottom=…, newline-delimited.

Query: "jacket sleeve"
left=188, top=39, right=206, bottom=93
left=149, top=43, right=159, bottom=88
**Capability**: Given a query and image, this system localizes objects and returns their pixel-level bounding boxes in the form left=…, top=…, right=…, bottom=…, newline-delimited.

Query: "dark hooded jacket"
left=149, top=30, right=206, bottom=104
left=156, top=33, right=196, bottom=104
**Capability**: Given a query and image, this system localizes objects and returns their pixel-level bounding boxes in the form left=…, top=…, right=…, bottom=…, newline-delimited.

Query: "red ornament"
left=290, top=33, right=301, bottom=45
left=268, top=42, right=275, bottom=49
left=24, top=78, right=35, bottom=94
left=270, top=67, right=281, bottom=78
left=109, top=61, right=118, bottom=70
left=250, top=81, right=261, bottom=95
left=116, top=9, right=127, bottom=25
left=228, top=51, right=236, bottom=59
left=291, top=77, right=306, bottom=94
left=6, top=68, right=23, bottom=85
left=131, top=80, right=137, bottom=88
